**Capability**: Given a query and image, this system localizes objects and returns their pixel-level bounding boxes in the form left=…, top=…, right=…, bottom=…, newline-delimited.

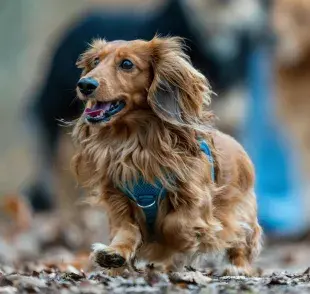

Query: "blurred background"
left=1, top=0, right=310, bottom=273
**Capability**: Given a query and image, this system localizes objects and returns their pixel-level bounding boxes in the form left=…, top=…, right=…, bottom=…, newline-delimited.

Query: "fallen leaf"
left=0, top=277, right=13, bottom=287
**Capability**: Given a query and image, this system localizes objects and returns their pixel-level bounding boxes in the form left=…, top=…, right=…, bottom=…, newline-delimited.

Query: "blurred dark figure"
left=24, top=0, right=266, bottom=211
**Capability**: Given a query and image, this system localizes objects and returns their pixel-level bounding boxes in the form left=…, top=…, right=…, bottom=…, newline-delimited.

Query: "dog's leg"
left=223, top=246, right=252, bottom=276
left=162, top=208, right=208, bottom=253
left=165, top=254, right=187, bottom=272
left=223, top=222, right=262, bottom=276
left=90, top=193, right=142, bottom=270
left=91, top=223, right=141, bottom=270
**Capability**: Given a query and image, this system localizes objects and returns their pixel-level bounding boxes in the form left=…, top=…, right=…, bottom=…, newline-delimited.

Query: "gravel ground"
left=1, top=201, right=310, bottom=294
left=2, top=260, right=310, bottom=293
left=2, top=2, right=310, bottom=293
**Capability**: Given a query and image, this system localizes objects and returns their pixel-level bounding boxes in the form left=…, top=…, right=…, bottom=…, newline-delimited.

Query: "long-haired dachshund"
left=72, top=36, right=262, bottom=276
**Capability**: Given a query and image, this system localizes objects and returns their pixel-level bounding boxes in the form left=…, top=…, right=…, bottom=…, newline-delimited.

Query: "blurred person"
left=189, top=0, right=308, bottom=239
left=273, top=0, right=310, bottom=185
left=241, top=45, right=307, bottom=240
left=260, top=0, right=310, bottom=239
left=26, top=0, right=304, bottom=239
left=240, top=0, right=309, bottom=240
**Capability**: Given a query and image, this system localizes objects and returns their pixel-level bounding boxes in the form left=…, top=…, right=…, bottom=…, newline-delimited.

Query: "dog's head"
left=273, top=0, right=310, bottom=65
left=76, top=36, right=211, bottom=130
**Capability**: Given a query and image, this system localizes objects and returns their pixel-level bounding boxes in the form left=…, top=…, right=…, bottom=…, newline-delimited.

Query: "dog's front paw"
left=221, top=265, right=252, bottom=277
left=90, top=243, right=126, bottom=268
left=169, top=271, right=211, bottom=286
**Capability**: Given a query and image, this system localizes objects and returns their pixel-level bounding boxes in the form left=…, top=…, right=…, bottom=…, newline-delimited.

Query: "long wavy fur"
left=71, top=36, right=261, bottom=273
left=72, top=36, right=215, bottom=196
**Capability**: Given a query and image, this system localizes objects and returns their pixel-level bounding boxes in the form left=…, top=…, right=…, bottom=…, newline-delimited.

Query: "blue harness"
left=118, top=139, right=215, bottom=231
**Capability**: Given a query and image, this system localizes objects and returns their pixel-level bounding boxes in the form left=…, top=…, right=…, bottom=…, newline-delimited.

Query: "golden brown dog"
left=273, top=0, right=310, bottom=175
left=72, top=36, right=261, bottom=275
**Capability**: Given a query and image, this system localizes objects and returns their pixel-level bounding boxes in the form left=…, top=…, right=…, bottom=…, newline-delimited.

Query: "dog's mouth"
left=84, top=100, right=126, bottom=123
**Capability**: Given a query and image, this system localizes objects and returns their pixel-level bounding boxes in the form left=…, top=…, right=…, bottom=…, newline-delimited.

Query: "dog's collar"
left=117, top=138, right=215, bottom=233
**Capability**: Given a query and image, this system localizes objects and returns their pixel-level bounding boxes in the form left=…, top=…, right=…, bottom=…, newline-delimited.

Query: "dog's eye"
left=120, top=59, right=134, bottom=70
left=93, top=57, right=100, bottom=67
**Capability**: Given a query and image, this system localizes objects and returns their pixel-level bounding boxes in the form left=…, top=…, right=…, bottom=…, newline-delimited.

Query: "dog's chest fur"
left=74, top=121, right=202, bottom=192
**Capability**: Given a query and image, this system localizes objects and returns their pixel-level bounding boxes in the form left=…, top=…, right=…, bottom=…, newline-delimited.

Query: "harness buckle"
left=136, top=195, right=157, bottom=208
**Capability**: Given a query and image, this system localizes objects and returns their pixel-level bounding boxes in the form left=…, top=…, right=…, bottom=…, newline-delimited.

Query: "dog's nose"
left=77, top=77, right=99, bottom=95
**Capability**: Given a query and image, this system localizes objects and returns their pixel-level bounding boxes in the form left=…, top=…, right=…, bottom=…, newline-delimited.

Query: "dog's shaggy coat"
left=72, top=36, right=261, bottom=275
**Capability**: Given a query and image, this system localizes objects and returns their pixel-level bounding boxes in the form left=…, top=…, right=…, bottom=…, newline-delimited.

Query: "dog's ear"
left=149, top=80, right=182, bottom=123
left=147, top=36, right=211, bottom=126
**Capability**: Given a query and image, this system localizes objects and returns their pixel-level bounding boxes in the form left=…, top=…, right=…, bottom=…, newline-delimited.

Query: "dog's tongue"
left=85, top=102, right=112, bottom=117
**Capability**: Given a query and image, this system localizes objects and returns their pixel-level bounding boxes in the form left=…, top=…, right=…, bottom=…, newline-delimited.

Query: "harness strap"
left=117, top=139, right=215, bottom=232
left=119, top=178, right=167, bottom=231
left=198, top=138, right=215, bottom=182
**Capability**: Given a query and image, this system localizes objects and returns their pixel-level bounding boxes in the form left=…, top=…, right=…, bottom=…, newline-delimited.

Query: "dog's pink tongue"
left=85, top=102, right=111, bottom=117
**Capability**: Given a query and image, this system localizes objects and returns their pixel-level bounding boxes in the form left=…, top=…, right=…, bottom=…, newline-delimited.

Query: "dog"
left=71, top=36, right=262, bottom=275
left=273, top=0, right=310, bottom=176
left=25, top=0, right=267, bottom=213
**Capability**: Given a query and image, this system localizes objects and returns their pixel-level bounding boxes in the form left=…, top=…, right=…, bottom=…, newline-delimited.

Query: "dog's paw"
left=90, top=243, right=126, bottom=268
left=221, top=265, right=252, bottom=277
left=169, top=271, right=211, bottom=286
left=106, top=266, right=127, bottom=277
